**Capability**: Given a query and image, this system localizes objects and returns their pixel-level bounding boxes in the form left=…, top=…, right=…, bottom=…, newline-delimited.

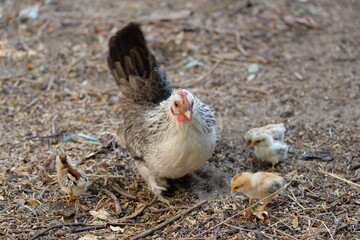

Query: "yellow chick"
left=245, top=123, right=286, bottom=146
left=250, top=132, right=288, bottom=169
left=230, top=172, right=284, bottom=211
left=56, top=153, right=89, bottom=204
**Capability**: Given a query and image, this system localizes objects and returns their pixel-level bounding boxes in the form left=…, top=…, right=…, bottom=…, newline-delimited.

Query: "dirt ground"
left=1, top=0, right=359, bottom=239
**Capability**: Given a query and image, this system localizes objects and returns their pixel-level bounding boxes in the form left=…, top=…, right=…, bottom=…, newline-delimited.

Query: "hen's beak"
left=183, top=110, right=192, bottom=121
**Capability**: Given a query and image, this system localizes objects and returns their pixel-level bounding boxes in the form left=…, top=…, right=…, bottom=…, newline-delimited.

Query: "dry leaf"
left=252, top=211, right=269, bottom=220
left=90, top=209, right=110, bottom=221
left=294, top=72, right=304, bottom=80
left=28, top=199, right=40, bottom=205
left=109, top=225, right=125, bottom=232
left=78, top=234, right=98, bottom=240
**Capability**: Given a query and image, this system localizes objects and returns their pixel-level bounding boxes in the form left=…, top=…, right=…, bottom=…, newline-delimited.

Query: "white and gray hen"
left=107, top=23, right=216, bottom=202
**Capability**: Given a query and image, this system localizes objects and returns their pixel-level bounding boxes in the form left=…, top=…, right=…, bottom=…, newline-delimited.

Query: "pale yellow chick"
left=245, top=123, right=286, bottom=146
left=230, top=172, right=284, bottom=211
left=56, top=153, right=89, bottom=204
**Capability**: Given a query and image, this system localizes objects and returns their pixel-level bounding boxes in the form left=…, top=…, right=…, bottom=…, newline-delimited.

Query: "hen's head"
left=169, top=89, right=194, bottom=122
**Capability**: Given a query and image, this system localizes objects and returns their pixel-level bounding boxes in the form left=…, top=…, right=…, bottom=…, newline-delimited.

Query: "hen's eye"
left=174, top=102, right=179, bottom=108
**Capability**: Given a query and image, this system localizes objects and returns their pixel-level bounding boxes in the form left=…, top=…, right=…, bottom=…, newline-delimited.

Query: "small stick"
left=87, top=174, right=125, bottom=178
left=71, top=224, right=107, bottom=233
left=15, top=98, right=39, bottom=114
left=47, top=56, right=85, bottom=91
left=223, top=223, right=296, bottom=240
left=213, top=212, right=225, bottom=240
left=102, top=189, right=122, bottom=216
left=111, top=184, right=149, bottom=205
left=130, top=200, right=207, bottom=240
left=182, top=60, right=221, bottom=88
left=0, top=73, right=26, bottom=81
left=150, top=206, right=189, bottom=213
left=331, top=217, right=341, bottom=239
left=115, top=203, right=147, bottom=223
left=25, top=130, right=66, bottom=140
left=342, top=150, right=357, bottom=169
left=29, top=223, right=85, bottom=240
left=320, top=170, right=360, bottom=189
left=37, top=19, right=53, bottom=38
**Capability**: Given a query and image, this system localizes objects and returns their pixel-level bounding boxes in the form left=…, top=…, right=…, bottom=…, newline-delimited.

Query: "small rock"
left=19, top=6, right=39, bottom=20
left=248, top=63, right=260, bottom=73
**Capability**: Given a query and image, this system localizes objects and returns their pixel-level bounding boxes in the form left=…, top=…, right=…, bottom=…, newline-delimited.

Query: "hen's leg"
left=135, top=161, right=168, bottom=203
left=157, top=177, right=169, bottom=189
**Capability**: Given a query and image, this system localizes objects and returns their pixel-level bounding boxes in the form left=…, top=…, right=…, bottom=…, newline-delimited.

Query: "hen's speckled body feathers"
left=107, top=23, right=216, bottom=201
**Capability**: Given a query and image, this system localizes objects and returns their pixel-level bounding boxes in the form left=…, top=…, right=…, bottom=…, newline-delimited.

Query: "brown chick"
left=230, top=172, right=284, bottom=211
left=56, top=153, right=89, bottom=204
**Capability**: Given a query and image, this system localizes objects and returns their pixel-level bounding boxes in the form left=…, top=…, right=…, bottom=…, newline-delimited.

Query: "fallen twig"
left=213, top=212, right=225, bottom=240
left=29, top=223, right=85, bottom=240
left=115, top=203, right=147, bottom=223
left=111, top=184, right=149, bottom=205
left=150, top=206, right=189, bottom=213
left=223, top=223, right=296, bottom=240
left=103, top=189, right=122, bottom=216
left=181, top=60, right=221, bottom=88
left=71, top=224, right=107, bottom=233
left=320, top=170, right=360, bottom=189
left=130, top=200, right=207, bottom=240
left=25, top=130, right=66, bottom=140
left=342, top=150, right=357, bottom=169
left=47, top=55, right=86, bottom=91
left=84, top=138, right=116, bottom=160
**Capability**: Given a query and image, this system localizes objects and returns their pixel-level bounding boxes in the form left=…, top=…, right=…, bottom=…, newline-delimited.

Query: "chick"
left=250, top=132, right=288, bottom=169
left=56, top=153, right=89, bottom=204
left=230, top=172, right=285, bottom=211
left=245, top=123, right=286, bottom=146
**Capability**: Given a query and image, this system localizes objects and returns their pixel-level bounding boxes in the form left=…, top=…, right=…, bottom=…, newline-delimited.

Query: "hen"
left=107, top=23, right=216, bottom=202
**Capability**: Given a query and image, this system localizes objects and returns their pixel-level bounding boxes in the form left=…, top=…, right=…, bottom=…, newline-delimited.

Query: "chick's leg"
left=67, top=193, right=77, bottom=205
left=258, top=203, right=268, bottom=212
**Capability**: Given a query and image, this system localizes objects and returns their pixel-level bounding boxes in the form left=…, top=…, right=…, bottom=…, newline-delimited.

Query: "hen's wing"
left=107, top=22, right=172, bottom=104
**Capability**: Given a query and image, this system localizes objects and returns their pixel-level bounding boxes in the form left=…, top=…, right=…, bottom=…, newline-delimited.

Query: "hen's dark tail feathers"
left=107, top=22, right=172, bottom=104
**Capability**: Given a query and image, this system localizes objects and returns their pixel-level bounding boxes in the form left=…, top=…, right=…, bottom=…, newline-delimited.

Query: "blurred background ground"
left=0, top=0, right=359, bottom=239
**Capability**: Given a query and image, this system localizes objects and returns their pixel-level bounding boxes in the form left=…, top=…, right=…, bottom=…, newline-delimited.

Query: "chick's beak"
left=249, top=142, right=256, bottom=147
left=230, top=188, right=235, bottom=194
left=183, top=109, right=192, bottom=121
